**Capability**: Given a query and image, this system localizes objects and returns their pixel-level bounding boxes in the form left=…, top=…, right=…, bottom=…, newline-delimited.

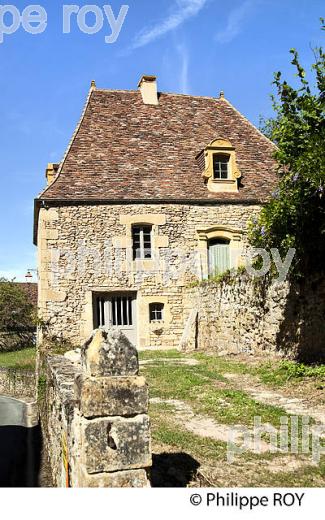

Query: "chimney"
left=138, top=75, right=159, bottom=105
left=46, top=163, right=59, bottom=185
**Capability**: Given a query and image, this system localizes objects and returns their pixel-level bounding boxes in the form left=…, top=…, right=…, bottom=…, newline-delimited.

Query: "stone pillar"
left=72, top=329, right=152, bottom=487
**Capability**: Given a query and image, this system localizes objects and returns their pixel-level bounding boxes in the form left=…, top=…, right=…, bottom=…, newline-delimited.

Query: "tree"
left=250, top=21, right=325, bottom=276
left=0, top=278, right=36, bottom=352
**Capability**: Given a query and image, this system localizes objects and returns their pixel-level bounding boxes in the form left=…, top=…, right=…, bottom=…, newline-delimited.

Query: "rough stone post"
left=45, top=329, right=152, bottom=487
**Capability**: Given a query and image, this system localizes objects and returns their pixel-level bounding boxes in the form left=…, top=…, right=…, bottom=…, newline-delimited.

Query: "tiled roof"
left=38, top=88, right=278, bottom=203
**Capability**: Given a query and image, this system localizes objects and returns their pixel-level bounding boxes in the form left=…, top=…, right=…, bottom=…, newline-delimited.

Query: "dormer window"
left=196, top=138, right=241, bottom=193
left=213, top=154, right=230, bottom=180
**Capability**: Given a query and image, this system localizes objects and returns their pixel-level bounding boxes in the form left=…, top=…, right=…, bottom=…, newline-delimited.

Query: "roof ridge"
left=95, top=88, right=138, bottom=94
left=95, top=87, right=220, bottom=101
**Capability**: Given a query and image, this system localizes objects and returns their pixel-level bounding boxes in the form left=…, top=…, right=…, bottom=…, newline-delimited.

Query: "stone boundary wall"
left=0, top=368, right=36, bottom=399
left=44, top=329, right=152, bottom=487
left=182, top=274, right=325, bottom=361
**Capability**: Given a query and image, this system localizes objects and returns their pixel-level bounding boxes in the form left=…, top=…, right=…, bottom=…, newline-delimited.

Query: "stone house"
left=34, top=76, right=277, bottom=350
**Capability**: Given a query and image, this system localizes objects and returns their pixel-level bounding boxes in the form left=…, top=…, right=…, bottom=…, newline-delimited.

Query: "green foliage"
left=250, top=21, right=325, bottom=275
left=38, top=375, right=47, bottom=402
left=0, top=278, right=36, bottom=352
left=187, top=266, right=247, bottom=288
left=0, top=347, right=36, bottom=370
left=258, top=360, right=325, bottom=385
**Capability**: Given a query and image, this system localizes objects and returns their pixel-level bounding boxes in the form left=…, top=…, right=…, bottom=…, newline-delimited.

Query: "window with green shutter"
left=208, top=238, right=230, bottom=276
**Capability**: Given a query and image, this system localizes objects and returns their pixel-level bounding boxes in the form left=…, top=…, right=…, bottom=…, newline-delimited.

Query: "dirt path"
left=151, top=397, right=276, bottom=453
left=224, top=372, right=325, bottom=424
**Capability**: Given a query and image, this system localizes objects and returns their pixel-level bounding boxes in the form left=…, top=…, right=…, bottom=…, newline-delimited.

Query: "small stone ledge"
left=47, top=355, right=81, bottom=403
left=77, top=467, right=150, bottom=488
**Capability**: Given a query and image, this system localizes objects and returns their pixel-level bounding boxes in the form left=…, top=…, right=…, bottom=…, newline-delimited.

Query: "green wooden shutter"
left=209, top=243, right=230, bottom=276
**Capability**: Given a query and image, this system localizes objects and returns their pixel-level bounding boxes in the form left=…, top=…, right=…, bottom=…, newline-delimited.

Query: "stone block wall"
left=182, top=274, right=325, bottom=361
left=44, top=329, right=152, bottom=487
left=37, top=202, right=260, bottom=350
left=182, top=275, right=288, bottom=356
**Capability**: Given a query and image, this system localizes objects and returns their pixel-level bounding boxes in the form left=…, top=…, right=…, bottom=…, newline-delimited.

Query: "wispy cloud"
left=131, top=0, right=208, bottom=49
left=216, top=0, right=256, bottom=44
left=177, top=44, right=190, bottom=93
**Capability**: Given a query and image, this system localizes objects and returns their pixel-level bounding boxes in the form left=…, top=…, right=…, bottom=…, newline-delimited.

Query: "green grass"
left=0, top=347, right=36, bottom=370
left=139, top=349, right=184, bottom=361
left=141, top=351, right=289, bottom=427
left=256, top=360, right=325, bottom=387
left=195, top=387, right=287, bottom=427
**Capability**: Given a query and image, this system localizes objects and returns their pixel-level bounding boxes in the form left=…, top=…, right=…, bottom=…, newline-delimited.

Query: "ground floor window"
left=94, top=293, right=135, bottom=328
left=208, top=238, right=230, bottom=276
left=149, top=302, right=164, bottom=322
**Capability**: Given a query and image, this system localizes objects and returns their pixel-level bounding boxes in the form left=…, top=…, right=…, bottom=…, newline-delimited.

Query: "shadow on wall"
left=277, top=275, right=325, bottom=363
left=0, top=425, right=42, bottom=487
left=151, top=452, right=200, bottom=487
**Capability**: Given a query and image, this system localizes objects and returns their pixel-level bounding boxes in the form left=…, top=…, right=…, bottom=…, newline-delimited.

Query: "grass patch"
left=195, top=387, right=287, bottom=427
left=139, top=349, right=183, bottom=361
left=247, top=459, right=325, bottom=487
left=192, top=352, right=253, bottom=376
left=142, top=352, right=287, bottom=427
left=0, top=347, right=36, bottom=370
left=144, top=364, right=212, bottom=400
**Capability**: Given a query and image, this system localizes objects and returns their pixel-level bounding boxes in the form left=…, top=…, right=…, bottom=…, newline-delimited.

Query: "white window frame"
left=149, top=302, right=164, bottom=322
left=213, top=154, right=230, bottom=180
left=132, top=225, right=153, bottom=260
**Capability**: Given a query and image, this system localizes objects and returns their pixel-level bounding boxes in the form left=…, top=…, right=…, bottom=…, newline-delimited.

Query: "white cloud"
left=177, top=44, right=190, bottom=93
left=216, top=0, right=256, bottom=44
left=132, top=0, right=208, bottom=49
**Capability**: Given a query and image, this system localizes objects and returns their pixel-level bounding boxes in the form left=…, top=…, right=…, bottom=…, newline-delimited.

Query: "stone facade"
left=44, top=329, right=152, bottom=487
left=37, top=202, right=260, bottom=350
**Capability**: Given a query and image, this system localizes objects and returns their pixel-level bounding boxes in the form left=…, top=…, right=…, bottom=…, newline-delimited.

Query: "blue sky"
left=0, top=0, right=323, bottom=281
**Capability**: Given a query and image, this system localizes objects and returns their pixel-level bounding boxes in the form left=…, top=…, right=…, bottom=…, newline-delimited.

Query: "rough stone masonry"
left=44, top=329, right=152, bottom=487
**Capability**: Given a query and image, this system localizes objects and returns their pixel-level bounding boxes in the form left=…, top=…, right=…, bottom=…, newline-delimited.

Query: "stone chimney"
left=46, top=163, right=59, bottom=185
left=138, top=75, right=159, bottom=105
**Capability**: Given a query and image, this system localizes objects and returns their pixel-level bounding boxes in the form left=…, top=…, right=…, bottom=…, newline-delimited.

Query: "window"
left=208, top=238, right=230, bottom=276
left=149, top=303, right=164, bottom=322
left=132, top=225, right=152, bottom=260
left=94, top=293, right=134, bottom=327
left=213, top=154, right=229, bottom=180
